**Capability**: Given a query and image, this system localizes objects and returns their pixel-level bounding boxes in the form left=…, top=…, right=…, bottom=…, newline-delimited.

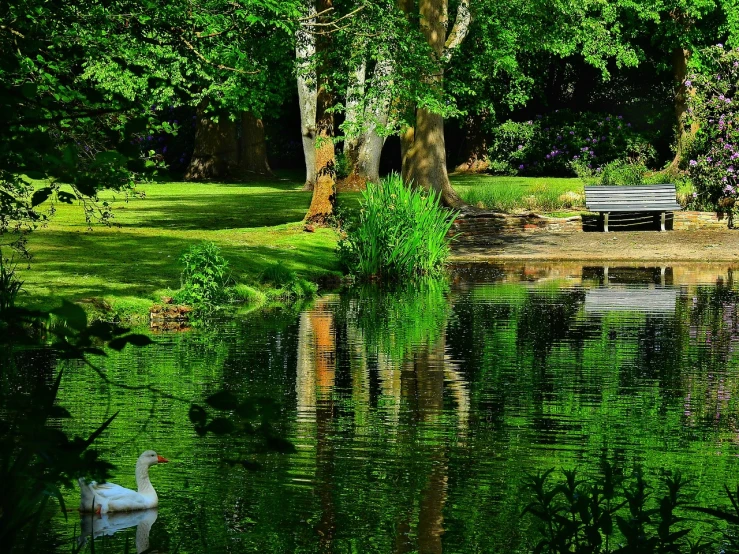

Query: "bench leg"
left=603, top=212, right=609, bottom=233
left=660, top=212, right=665, bottom=232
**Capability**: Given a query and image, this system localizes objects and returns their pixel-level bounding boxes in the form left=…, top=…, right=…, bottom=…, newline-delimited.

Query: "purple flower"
left=627, top=123, right=632, bottom=127
left=692, top=192, right=698, bottom=198
left=517, top=145, right=523, bottom=150
left=162, top=146, right=167, bottom=153
left=569, top=131, right=575, bottom=135
left=690, top=160, right=698, bottom=166
left=717, top=43, right=724, bottom=48
left=518, top=164, right=525, bottom=170
left=685, top=80, right=692, bottom=87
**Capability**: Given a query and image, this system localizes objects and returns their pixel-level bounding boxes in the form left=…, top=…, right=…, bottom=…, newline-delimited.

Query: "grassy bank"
left=451, top=173, right=696, bottom=216
left=15, top=175, right=344, bottom=318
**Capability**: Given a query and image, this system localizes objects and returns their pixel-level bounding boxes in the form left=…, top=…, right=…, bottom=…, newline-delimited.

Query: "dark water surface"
left=40, top=263, right=739, bottom=552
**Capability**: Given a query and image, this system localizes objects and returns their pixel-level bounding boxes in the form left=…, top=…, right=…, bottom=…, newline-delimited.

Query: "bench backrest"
left=584, top=184, right=682, bottom=212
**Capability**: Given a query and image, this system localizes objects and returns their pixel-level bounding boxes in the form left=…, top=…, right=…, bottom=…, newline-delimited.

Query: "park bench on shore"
left=584, top=184, right=682, bottom=232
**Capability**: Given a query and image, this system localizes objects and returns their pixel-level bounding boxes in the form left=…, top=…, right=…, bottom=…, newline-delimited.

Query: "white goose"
left=79, top=451, right=168, bottom=514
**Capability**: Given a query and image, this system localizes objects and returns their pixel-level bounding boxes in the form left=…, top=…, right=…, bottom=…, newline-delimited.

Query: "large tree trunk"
left=668, top=47, right=697, bottom=173
left=297, top=4, right=318, bottom=191
left=238, top=112, right=273, bottom=177
left=184, top=104, right=238, bottom=181
left=343, top=61, right=367, bottom=171
left=455, top=114, right=489, bottom=173
left=305, top=0, right=336, bottom=224
left=399, top=0, right=469, bottom=208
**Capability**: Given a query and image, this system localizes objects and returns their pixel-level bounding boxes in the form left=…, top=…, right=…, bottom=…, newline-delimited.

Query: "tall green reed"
left=338, top=173, right=457, bottom=280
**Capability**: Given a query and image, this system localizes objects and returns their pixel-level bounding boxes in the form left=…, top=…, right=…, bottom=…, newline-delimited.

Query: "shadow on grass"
left=18, top=230, right=340, bottom=308
left=114, top=191, right=313, bottom=231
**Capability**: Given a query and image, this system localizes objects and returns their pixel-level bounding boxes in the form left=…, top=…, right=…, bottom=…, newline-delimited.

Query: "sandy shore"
left=449, top=229, right=739, bottom=263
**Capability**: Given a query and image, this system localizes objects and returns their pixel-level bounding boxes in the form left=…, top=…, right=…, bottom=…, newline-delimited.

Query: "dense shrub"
left=489, top=110, right=655, bottom=177
left=338, top=173, right=456, bottom=280
left=259, top=262, right=317, bottom=300
left=686, top=45, right=739, bottom=218
left=175, top=241, right=231, bottom=308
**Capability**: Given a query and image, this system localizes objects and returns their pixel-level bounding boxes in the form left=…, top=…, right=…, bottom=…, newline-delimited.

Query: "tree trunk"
left=400, top=0, right=467, bottom=208
left=343, top=61, right=367, bottom=170
left=668, top=47, right=696, bottom=172
left=304, top=0, right=336, bottom=224
left=238, top=112, right=273, bottom=177
left=455, top=115, right=489, bottom=173
left=297, top=5, right=318, bottom=191
left=184, top=104, right=238, bottom=181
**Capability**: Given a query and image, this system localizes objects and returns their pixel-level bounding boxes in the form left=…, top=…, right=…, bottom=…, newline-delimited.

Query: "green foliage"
left=260, top=262, right=317, bottom=300
left=175, top=241, right=231, bottom=308
left=0, top=254, right=23, bottom=312
left=489, top=111, right=656, bottom=177
left=574, top=159, right=654, bottom=187
left=686, top=45, right=739, bottom=216
left=524, top=466, right=713, bottom=553
left=338, top=173, right=456, bottom=280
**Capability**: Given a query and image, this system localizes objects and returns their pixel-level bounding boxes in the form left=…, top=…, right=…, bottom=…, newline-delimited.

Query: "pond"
left=27, top=263, right=739, bottom=551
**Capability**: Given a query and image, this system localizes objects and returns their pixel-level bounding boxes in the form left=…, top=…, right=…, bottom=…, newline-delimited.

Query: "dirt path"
left=450, top=230, right=739, bottom=262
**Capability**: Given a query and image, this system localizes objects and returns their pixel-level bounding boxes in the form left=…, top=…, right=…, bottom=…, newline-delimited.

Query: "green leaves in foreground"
left=338, top=172, right=457, bottom=281
left=523, top=465, right=722, bottom=553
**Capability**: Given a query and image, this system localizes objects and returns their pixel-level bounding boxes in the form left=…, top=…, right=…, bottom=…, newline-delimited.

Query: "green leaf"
left=31, top=187, right=53, bottom=207
left=20, top=83, right=37, bottom=99
left=50, top=300, right=87, bottom=331
left=189, top=404, right=207, bottom=427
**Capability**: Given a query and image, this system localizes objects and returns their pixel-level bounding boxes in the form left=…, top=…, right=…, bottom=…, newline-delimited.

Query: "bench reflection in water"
left=583, top=266, right=677, bottom=316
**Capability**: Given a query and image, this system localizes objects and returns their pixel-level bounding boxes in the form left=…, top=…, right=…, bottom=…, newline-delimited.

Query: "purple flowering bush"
left=488, top=110, right=655, bottom=176
left=686, top=45, right=739, bottom=216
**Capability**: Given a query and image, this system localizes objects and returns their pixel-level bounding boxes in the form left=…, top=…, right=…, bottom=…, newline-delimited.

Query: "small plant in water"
left=175, top=241, right=231, bottom=309
left=337, top=172, right=457, bottom=280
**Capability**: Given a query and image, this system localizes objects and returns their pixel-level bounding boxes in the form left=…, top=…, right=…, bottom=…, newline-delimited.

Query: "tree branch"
left=0, top=25, right=25, bottom=38
left=442, top=0, right=471, bottom=63
left=179, top=37, right=260, bottom=74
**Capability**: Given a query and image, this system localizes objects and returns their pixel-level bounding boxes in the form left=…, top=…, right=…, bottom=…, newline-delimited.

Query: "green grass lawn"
left=15, top=175, right=344, bottom=312
left=450, top=173, right=585, bottom=213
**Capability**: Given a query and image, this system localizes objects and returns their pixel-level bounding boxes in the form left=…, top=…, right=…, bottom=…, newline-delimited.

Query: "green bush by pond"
left=338, top=173, right=456, bottom=280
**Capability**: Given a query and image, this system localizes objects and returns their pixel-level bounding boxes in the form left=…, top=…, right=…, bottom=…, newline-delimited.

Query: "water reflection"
left=38, top=263, right=739, bottom=552
left=78, top=509, right=157, bottom=553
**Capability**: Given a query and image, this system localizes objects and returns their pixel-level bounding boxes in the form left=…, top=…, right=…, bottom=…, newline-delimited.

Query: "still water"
left=38, top=264, right=739, bottom=552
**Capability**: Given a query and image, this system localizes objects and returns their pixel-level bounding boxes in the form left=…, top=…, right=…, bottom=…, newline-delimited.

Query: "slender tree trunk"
left=344, top=58, right=393, bottom=185
left=297, top=4, right=318, bottom=191
left=400, top=0, right=468, bottom=208
left=239, top=112, right=273, bottom=177
left=343, top=61, right=367, bottom=170
left=668, top=47, right=696, bottom=172
left=305, top=0, right=336, bottom=224
left=185, top=104, right=238, bottom=181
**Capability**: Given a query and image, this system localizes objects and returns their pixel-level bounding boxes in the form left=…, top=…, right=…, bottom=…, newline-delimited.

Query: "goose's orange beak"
left=157, top=455, right=169, bottom=463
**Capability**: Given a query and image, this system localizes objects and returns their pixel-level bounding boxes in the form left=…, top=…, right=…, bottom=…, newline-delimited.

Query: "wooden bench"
left=584, top=184, right=682, bottom=232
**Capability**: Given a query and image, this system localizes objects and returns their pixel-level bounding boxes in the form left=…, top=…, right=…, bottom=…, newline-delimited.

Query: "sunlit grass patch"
left=16, top=177, right=343, bottom=312
left=451, top=174, right=584, bottom=214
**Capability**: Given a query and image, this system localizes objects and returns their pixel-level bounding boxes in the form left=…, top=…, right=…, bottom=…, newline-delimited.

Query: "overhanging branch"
left=442, top=0, right=471, bottom=63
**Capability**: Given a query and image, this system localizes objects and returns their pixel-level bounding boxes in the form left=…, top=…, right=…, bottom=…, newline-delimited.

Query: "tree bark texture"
left=297, top=4, right=318, bottom=191
left=343, top=58, right=393, bottom=185
left=238, top=111, right=273, bottom=177
left=304, top=0, right=336, bottom=224
left=455, top=115, right=489, bottom=173
left=401, top=0, right=467, bottom=208
left=184, top=105, right=238, bottom=181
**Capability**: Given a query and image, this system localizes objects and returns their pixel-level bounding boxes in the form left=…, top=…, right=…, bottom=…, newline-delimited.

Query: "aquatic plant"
left=337, top=173, right=456, bottom=280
